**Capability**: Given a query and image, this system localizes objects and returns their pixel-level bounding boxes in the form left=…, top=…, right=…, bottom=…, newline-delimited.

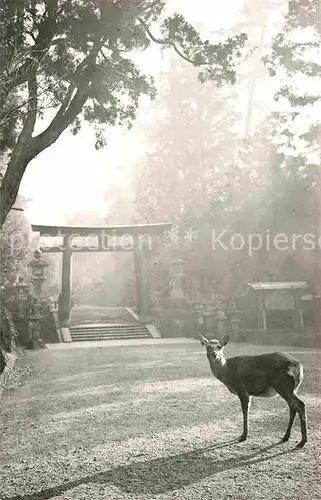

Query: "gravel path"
left=1, top=342, right=320, bottom=499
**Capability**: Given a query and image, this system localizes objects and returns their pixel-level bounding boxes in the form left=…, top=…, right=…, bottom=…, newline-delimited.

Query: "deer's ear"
left=199, top=334, right=208, bottom=346
left=220, top=334, right=230, bottom=347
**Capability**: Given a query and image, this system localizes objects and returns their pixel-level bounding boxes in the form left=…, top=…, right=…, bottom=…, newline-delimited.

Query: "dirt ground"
left=0, top=340, right=320, bottom=499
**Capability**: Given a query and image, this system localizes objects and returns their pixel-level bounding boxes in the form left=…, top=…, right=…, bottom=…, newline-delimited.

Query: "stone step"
left=71, top=317, right=134, bottom=322
left=70, top=336, right=150, bottom=342
left=71, top=307, right=136, bottom=326
left=71, top=330, right=149, bottom=337
left=70, top=333, right=150, bottom=341
left=71, top=328, right=148, bottom=334
left=71, top=323, right=144, bottom=330
left=71, top=332, right=151, bottom=341
left=70, top=321, right=151, bottom=341
left=69, top=306, right=149, bottom=341
left=71, top=328, right=147, bottom=335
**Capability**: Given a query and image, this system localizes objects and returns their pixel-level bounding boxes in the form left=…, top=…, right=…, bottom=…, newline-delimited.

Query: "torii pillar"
left=133, top=235, right=148, bottom=320
left=58, top=236, right=73, bottom=331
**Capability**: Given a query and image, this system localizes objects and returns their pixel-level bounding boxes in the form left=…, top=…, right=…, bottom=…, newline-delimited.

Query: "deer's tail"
left=287, top=362, right=304, bottom=392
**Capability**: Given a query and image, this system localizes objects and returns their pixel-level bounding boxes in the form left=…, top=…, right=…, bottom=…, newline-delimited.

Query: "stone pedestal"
left=152, top=297, right=198, bottom=338
left=198, top=307, right=227, bottom=338
left=28, top=310, right=45, bottom=349
left=150, top=253, right=199, bottom=338
left=61, top=327, right=72, bottom=343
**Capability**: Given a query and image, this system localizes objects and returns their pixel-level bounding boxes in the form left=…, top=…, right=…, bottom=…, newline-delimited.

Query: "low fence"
left=238, top=328, right=320, bottom=349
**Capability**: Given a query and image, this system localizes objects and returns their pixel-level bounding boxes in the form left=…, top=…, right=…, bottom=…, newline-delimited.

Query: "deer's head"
left=199, top=334, right=229, bottom=360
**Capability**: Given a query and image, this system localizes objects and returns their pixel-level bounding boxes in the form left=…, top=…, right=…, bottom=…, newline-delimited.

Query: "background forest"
left=1, top=0, right=320, bottom=309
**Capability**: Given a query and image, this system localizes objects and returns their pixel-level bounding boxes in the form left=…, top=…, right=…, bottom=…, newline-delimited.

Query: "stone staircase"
left=69, top=306, right=152, bottom=341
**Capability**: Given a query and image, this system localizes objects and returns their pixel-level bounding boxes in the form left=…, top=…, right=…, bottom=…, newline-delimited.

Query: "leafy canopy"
left=0, top=0, right=246, bottom=224
left=0, top=0, right=247, bottom=150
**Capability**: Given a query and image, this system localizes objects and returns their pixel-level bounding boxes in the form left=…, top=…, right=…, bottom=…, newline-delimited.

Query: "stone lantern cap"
left=28, top=249, right=49, bottom=270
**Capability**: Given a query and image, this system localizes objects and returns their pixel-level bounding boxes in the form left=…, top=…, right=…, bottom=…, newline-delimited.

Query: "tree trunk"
left=0, top=153, right=31, bottom=225
left=0, top=85, right=88, bottom=226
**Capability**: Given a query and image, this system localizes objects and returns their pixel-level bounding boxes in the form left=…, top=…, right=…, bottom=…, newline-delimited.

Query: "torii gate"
left=32, top=222, right=172, bottom=326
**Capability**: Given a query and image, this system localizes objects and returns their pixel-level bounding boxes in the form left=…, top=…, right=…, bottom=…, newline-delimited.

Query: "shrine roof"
left=248, top=281, right=308, bottom=291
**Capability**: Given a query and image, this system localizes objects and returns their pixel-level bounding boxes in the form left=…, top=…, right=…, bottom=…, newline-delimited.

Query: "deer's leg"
left=275, top=379, right=307, bottom=448
left=238, top=394, right=251, bottom=442
left=291, top=395, right=307, bottom=448
left=282, top=406, right=297, bottom=442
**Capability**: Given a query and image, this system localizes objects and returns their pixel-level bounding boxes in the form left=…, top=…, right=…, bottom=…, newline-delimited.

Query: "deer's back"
left=223, top=352, right=302, bottom=397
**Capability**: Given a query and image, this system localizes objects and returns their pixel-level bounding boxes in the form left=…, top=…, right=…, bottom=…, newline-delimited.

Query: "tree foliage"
left=264, top=0, right=321, bottom=158
left=0, top=0, right=246, bottom=225
left=132, top=61, right=249, bottom=224
left=0, top=196, right=31, bottom=287
left=129, top=48, right=320, bottom=302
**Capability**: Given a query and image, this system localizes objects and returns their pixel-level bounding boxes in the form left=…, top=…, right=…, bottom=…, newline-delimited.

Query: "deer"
left=199, top=334, right=307, bottom=448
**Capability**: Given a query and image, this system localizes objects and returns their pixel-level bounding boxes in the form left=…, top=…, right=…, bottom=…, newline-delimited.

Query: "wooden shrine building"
left=248, top=281, right=309, bottom=330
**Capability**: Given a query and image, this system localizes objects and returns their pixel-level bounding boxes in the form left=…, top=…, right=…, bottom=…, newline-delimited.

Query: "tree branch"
left=30, top=87, right=88, bottom=158
left=11, top=70, right=38, bottom=160
left=100, top=49, right=131, bottom=82
left=29, top=34, right=107, bottom=157
left=0, top=70, right=39, bottom=226
left=138, top=17, right=206, bottom=65
left=0, top=76, right=68, bottom=128
left=1, top=24, right=108, bottom=225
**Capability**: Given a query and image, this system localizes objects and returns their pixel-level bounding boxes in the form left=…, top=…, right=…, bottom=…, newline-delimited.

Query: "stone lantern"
left=12, top=276, right=29, bottom=297
left=27, top=250, right=49, bottom=349
left=28, top=249, right=49, bottom=297
left=8, top=276, right=30, bottom=317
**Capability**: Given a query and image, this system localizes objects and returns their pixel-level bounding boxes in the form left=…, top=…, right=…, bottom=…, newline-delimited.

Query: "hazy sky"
left=19, top=0, right=296, bottom=224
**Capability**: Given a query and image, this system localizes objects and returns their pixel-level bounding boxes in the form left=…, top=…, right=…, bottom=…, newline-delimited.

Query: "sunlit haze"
left=20, top=0, right=313, bottom=225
